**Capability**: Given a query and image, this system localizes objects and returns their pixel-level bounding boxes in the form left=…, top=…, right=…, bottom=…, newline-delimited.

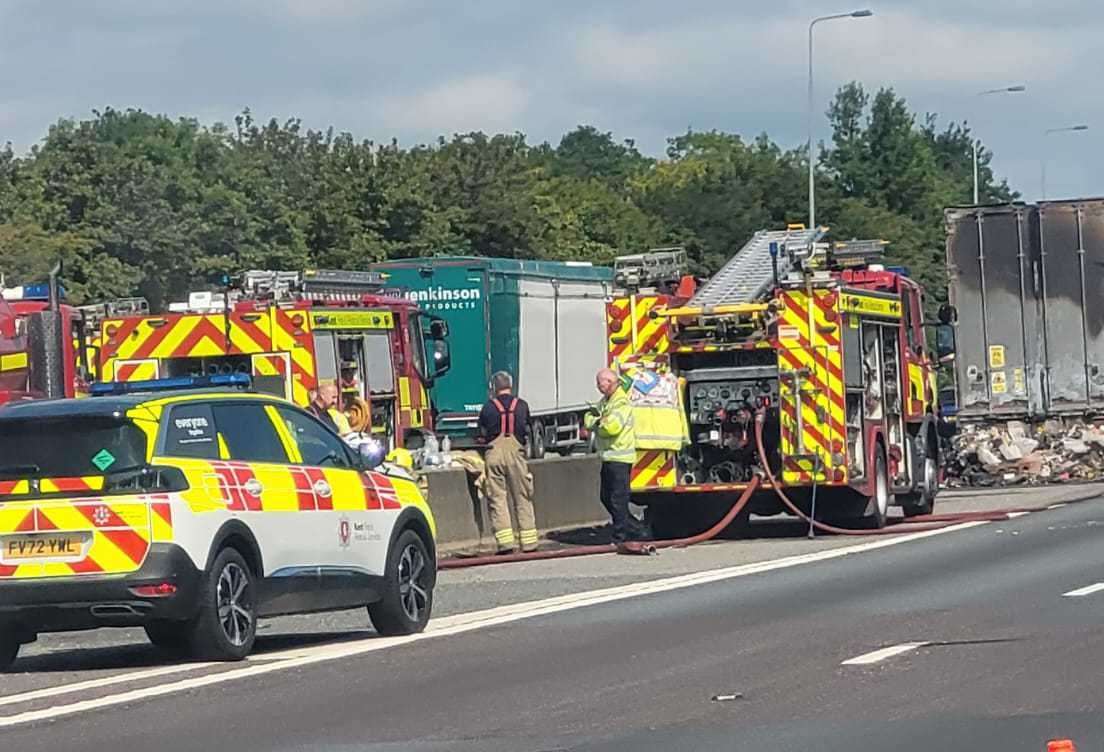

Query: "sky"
left=0, top=0, right=1100, bottom=202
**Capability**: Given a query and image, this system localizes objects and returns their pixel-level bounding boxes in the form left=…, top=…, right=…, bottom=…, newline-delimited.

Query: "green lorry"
left=373, top=257, right=613, bottom=457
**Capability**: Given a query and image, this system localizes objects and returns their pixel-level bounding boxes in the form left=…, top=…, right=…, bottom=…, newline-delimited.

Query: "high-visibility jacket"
left=629, top=373, right=689, bottom=451
left=586, top=387, right=636, bottom=463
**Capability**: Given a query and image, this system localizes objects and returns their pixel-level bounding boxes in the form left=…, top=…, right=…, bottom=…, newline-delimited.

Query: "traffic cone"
left=1047, top=739, right=1076, bottom=752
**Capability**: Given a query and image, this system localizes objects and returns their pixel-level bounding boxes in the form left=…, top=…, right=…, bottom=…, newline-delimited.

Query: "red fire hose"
left=751, top=411, right=1032, bottom=535
left=438, top=412, right=1075, bottom=569
left=439, top=475, right=762, bottom=570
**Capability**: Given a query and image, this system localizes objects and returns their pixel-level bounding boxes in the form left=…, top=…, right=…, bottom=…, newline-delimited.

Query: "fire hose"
left=437, top=410, right=1071, bottom=569
left=439, top=475, right=762, bottom=570
left=750, top=411, right=1036, bottom=535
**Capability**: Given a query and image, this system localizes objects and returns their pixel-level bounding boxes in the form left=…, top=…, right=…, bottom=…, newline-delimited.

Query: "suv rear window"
left=0, top=416, right=148, bottom=479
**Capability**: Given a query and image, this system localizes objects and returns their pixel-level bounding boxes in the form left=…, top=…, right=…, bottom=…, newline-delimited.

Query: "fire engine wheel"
left=862, top=450, right=891, bottom=529
left=528, top=420, right=546, bottom=460
left=0, top=631, right=19, bottom=672
left=901, top=452, right=938, bottom=518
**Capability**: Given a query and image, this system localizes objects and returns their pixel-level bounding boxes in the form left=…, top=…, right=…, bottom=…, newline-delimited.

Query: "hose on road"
left=439, top=412, right=1067, bottom=569
left=751, top=411, right=1026, bottom=536
left=439, top=475, right=762, bottom=570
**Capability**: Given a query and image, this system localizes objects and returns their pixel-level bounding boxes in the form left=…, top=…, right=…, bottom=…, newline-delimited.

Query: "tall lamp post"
left=972, top=85, right=1025, bottom=204
left=1041, top=125, right=1089, bottom=199
left=808, top=9, right=873, bottom=230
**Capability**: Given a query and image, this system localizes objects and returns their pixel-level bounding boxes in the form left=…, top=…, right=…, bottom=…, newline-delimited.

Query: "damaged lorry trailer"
left=944, top=198, right=1104, bottom=482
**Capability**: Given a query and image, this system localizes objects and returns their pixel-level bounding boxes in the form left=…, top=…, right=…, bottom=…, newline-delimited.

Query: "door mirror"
left=935, top=324, right=955, bottom=360
left=358, top=439, right=385, bottom=470
left=937, top=303, right=958, bottom=325
left=429, top=318, right=449, bottom=339
left=432, top=339, right=451, bottom=378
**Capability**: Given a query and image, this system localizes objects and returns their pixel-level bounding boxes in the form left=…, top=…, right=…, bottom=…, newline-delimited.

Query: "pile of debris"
left=944, top=419, right=1104, bottom=486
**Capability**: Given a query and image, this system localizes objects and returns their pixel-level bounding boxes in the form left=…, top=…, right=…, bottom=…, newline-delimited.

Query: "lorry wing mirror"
left=432, top=339, right=451, bottom=378
left=937, top=303, right=958, bottom=325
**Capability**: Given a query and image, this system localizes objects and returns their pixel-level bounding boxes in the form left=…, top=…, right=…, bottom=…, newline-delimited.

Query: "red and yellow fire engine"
left=607, top=228, right=942, bottom=534
left=95, top=270, right=450, bottom=449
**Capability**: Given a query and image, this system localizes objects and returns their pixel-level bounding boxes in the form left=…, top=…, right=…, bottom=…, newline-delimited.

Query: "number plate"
left=3, top=533, right=88, bottom=561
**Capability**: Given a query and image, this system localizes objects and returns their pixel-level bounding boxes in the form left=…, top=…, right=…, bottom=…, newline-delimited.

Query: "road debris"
left=946, top=419, right=1104, bottom=486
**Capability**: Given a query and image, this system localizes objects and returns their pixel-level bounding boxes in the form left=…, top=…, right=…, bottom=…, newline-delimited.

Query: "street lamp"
left=808, top=9, right=873, bottom=230
left=1041, top=125, right=1089, bottom=199
left=972, top=85, right=1025, bottom=204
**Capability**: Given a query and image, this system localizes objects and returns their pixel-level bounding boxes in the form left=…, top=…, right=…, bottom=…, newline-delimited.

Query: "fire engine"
left=0, top=265, right=94, bottom=402
left=607, top=226, right=942, bottom=534
left=95, top=269, right=451, bottom=449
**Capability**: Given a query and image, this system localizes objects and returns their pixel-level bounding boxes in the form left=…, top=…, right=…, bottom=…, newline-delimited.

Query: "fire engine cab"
left=608, top=227, right=942, bottom=534
left=95, top=270, right=451, bottom=450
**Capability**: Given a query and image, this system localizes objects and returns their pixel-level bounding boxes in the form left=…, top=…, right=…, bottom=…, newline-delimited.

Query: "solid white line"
left=0, top=520, right=988, bottom=729
left=841, top=642, right=929, bottom=666
left=0, top=662, right=217, bottom=708
left=1047, top=503, right=1068, bottom=510
left=1062, top=582, right=1104, bottom=597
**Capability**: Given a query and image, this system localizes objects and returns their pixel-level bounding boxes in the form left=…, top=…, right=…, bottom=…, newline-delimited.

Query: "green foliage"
left=0, top=90, right=1016, bottom=305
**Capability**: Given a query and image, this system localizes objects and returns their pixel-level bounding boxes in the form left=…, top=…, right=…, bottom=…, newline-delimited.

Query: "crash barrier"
left=423, top=455, right=608, bottom=553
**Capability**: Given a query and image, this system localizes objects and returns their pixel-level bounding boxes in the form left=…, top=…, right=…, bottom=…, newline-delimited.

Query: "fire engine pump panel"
left=627, top=228, right=923, bottom=503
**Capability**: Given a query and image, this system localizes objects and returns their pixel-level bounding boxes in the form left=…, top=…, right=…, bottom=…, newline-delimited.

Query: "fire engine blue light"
left=886, top=265, right=910, bottom=277
left=90, top=373, right=252, bottom=396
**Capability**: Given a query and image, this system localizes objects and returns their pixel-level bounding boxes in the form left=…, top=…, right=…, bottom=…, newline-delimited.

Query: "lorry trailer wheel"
left=528, top=420, right=546, bottom=459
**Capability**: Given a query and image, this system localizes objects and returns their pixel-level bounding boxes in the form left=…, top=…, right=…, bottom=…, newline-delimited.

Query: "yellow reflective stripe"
left=266, top=404, right=302, bottom=463
left=519, top=530, right=539, bottom=544
left=217, top=433, right=230, bottom=460
left=494, top=529, right=516, bottom=543
left=0, top=352, right=28, bottom=371
left=398, top=377, right=412, bottom=409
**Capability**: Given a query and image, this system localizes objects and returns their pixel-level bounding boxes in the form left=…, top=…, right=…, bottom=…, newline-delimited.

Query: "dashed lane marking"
left=1062, top=582, right=1104, bottom=597
left=841, top=642, right=930, bottom=666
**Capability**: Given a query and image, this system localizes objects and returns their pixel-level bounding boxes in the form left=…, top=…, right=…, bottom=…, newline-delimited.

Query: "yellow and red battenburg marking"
left=776, top=289, right=847, bottom=485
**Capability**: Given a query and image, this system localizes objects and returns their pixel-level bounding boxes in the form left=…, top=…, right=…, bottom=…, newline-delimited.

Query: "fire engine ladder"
left=688, top=227, right=826, bottom=308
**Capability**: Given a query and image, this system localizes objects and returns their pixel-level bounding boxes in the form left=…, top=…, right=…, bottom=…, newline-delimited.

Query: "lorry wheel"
left=528, top=421, right=546, bottom=460
left=0, top=633, right=18, bottom=672
left=901, top=441, right=938, bottom=518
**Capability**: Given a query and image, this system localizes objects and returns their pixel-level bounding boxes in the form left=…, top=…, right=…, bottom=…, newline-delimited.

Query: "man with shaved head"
left=585, top=367, right=640, bottom=546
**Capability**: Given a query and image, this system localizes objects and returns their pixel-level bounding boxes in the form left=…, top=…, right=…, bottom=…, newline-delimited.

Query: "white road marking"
left=841, top=642, right=929, bottom=666
left=1007, top=511, right=1030, bottom=519
left=1062, top=582, right=1104, bottom=597
left=0, top=520, right=988, bottom=729
left=1047, top=503, right=1068, bottom=510
left=0, top=662, right=217, bottom=708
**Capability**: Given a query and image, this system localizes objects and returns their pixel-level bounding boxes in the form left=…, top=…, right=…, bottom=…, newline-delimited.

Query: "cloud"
left=374, top=74, right=530, bottom=135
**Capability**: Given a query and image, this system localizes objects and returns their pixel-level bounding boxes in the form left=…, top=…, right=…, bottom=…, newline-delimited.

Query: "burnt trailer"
left=945, top=198, right=1104, bottom=420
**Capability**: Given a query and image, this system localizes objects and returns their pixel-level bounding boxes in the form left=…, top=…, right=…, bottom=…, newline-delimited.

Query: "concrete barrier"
left=423, top=455, right=608, bottom=553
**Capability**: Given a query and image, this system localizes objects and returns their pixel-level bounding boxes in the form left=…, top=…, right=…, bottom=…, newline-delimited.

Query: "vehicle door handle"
left=312, top=479, right=333, bottom=499
left=244, top=478, right=264, bottom=497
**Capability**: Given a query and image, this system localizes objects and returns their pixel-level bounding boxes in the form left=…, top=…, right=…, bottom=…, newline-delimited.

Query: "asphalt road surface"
left=2, top=486, right=1103, bottom=751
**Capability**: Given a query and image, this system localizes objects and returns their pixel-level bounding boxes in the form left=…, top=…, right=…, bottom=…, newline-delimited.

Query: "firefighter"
left=478, top=371, right=538, bottom=553
left=585, top=367, right=642, bottom=547
left=308, top=382, right=353, bottom=436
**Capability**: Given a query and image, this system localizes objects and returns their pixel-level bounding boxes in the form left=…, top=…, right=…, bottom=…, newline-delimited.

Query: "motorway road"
left=2, top=485, right=1104, bottom=750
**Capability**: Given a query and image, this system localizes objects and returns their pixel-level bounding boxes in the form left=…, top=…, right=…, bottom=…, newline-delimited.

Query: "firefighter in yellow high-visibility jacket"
left=585, top=368, right=645, bottom=546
